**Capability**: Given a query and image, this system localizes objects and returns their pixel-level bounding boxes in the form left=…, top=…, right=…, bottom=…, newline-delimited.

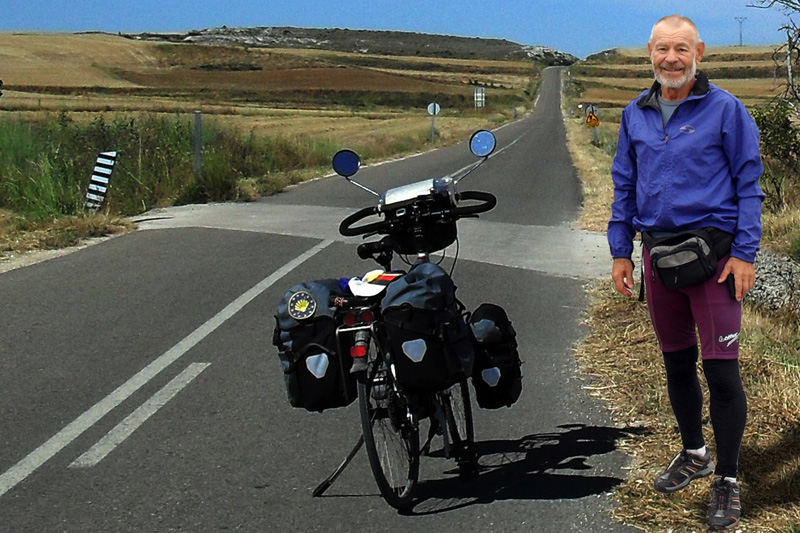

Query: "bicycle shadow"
left=404, top=423, right=647, bottom=515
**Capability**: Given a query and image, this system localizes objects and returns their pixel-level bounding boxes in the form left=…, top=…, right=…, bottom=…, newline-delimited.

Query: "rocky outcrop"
left=750, top=249, right=800, bottom=316
left=123, top=26, right=578, bottom=65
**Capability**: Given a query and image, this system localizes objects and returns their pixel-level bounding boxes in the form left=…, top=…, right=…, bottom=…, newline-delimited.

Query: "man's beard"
left=653, top=57, right=697, bottom=89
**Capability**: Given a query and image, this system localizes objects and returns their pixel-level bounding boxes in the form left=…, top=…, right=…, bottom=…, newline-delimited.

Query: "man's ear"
left=696, top=41, right=705, bottom=63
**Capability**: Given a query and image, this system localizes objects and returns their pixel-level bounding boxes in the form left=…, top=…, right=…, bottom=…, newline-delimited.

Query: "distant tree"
left=751, top=0, right=800, bottom=101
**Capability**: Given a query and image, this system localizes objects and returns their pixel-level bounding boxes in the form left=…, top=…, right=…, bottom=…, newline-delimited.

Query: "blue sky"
left=1, top=0, right=795, bottom=57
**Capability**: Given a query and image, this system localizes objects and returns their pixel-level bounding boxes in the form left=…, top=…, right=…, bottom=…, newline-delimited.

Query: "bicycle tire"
left=358, top=346, right=420, bottom=509
left=440, top=379, right=478, bottom=479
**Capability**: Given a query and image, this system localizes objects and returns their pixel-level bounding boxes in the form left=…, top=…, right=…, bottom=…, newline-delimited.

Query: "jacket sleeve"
left=608, top=108, right=638, bottom=259
left=723, top=101, right=765, bottom=262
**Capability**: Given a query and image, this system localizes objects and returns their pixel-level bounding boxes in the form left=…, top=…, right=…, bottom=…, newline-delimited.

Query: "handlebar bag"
left=469, top=303, right=522, bottom=409
left=380, top=263, right=474, bottom=392
left=273, top=279, right=356, bottom=412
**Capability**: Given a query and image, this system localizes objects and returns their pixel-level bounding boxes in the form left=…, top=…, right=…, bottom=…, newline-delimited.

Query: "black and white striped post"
left=85, top=151, right=117, bottom=213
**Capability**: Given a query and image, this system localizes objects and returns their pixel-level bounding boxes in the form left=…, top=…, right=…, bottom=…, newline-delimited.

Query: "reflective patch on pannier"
left=480, top=367, right=502, bottom=387
left=306, top=353, right=330, bottom=379
left=402, top=339, right=427, bottom=363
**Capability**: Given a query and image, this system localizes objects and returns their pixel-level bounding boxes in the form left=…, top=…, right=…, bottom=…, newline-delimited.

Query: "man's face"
left=648, top=22, right=704, bottom=89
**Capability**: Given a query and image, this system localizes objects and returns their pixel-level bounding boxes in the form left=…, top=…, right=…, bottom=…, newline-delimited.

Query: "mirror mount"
left=454, top=129, right=496, bottom=184
left=332, top=149, right=380, bottom=198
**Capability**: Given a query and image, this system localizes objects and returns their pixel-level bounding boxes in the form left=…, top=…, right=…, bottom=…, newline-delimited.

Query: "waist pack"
left=642, top=227, right=733, bottom=290
left=469, top=303, right=522, bottom=409
left=273, top=279, right=356, bottom=412
left=380, top=262, right=475, bottom=392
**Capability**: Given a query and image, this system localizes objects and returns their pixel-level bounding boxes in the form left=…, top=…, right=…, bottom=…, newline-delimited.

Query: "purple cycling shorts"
left=643, top=248, right=741, bottom=359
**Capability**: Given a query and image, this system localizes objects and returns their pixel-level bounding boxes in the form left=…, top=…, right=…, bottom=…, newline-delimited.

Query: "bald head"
left=650, top=15, right=702, bottom=48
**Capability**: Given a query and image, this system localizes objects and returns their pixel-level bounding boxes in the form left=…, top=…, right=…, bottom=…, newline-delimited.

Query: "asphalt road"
left=0, top=67, right=639, bottom=532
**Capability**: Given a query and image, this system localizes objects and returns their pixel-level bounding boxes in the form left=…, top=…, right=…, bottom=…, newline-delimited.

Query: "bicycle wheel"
left=440, top=379, right=478, bottom=478
left=358, top=347, right=420, bottom=509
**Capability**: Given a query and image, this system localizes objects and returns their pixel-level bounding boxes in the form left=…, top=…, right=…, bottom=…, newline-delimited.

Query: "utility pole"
left=735, top=17, right=747, bottom=47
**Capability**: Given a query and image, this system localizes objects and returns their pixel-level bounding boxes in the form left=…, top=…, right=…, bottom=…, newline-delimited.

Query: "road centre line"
left=0, top=239, right=334, bottom=499
left=70, top=363, right=211, bottom=468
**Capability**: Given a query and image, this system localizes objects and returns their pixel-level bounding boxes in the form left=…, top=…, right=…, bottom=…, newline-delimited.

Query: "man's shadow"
left=739, top=421, right=800, bottom=508
left=404, top=423, right=647, bottom=515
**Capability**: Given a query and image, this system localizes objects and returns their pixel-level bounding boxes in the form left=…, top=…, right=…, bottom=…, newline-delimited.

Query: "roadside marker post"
left=427, top=102, right=440, bottom=143
left=193, top=110, right=203, bottom=178
left=85, top=151, right=118, bottom=213
left=474, top=85, right=486, bottom=109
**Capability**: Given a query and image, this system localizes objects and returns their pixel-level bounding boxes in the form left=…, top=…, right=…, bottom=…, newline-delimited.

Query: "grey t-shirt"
left=658, top=95, right=685, bottom=127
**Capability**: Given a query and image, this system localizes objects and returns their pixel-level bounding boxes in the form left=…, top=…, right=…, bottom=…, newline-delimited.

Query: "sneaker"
left=706, top=477, right=741, bottom=531
left=654, top=449, right=715, bottom=493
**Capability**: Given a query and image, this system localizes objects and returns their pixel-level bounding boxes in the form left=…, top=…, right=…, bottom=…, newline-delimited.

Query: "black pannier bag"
left=469, top=303, right=522, bottom=409
left=273, top=279, right=356, bottom=412
left=642, top=228, right=733, bottom=290
left=380, top=262, right=475, bottom=392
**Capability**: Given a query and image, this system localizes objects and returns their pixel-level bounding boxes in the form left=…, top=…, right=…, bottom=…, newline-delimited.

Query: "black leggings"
left=663, top=345, right=747, bottom=478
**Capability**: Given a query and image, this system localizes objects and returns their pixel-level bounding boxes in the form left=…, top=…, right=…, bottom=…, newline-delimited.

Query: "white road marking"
left=0, top=239, right=334, bottom=499
left=69, top=363, right=211, bottom=468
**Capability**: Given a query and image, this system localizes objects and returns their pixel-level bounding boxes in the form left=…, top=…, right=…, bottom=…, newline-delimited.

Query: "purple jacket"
left=608, top=72, right=764, bottom=262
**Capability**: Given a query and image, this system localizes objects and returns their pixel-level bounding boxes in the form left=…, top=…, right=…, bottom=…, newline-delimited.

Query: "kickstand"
left=312, top=434, right=364, bottom=497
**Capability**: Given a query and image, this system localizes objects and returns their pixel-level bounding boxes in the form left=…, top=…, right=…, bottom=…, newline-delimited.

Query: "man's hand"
left=718, top=256, right=755, bottom=302
left=612, top=257, right=635, bottom=297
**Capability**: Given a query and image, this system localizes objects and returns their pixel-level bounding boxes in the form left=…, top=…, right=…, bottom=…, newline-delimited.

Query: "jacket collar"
left=637, top=71, right=710, bottom=110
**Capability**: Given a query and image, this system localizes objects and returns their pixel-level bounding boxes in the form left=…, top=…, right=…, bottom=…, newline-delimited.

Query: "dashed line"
left=70, top=363, right=211, bottom=468
left=0, top=239, right=334, bottom=499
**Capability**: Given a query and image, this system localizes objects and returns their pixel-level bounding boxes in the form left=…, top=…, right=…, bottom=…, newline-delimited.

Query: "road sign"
left=586, top=112, right=600, bottom=128
left=427, top=102, right=441, bottom=116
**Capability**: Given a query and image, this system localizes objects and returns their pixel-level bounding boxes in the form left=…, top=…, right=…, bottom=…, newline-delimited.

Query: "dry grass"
left=0, top=33, right=160, bottom=87
left=575, top=284, right=800, bottom=532
left=0, top=33, right=533, bottom=115
left=0, top=209, right=135, bottom=261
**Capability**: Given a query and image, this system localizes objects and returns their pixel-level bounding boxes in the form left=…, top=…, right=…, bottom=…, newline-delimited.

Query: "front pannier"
left=469, top=303, right=522, bottom=409
left=380, top=263, right=474, bottom=392
left=273, top=279, right=356, bottom=412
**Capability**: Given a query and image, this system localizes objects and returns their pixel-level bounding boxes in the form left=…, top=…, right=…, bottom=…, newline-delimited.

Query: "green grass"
left=0, top=111, right=440, bottom=220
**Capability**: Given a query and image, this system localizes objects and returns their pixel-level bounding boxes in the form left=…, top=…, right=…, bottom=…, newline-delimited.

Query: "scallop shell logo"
left=288, top=290, right=317, bottom=320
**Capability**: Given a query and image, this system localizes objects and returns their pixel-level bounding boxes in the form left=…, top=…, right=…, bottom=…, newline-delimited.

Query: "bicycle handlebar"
left=339, top=206, right=390, bottom=237
left=451, top=191, right=496, bottom=217
left=338, top=191, right=496, bottom=238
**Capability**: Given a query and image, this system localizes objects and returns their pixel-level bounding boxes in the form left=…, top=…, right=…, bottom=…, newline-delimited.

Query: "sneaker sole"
left=654, top=464, right=714, bottom=494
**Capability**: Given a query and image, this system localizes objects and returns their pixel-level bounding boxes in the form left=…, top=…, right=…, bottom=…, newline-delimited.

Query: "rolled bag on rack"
left=380, top=262, right=475, bottom=392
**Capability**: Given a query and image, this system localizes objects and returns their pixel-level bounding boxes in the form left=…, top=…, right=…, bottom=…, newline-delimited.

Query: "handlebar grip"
left=452, top=190, right=497, bottom=217
left=339, top=206, right=390, bottom=236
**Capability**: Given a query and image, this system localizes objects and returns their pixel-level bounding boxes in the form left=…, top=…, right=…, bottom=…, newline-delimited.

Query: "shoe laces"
left=711, top=479, right=736, bottom=511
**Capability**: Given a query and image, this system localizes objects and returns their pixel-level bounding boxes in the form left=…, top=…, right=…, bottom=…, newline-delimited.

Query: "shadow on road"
left=404, top=423, right=648, bottom=516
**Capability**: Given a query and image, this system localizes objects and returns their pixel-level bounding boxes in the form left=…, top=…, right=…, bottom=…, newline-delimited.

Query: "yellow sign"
left=586, top=112, right=600, bottom=128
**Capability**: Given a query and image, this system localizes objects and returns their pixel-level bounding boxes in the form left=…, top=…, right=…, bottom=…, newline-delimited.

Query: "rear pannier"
left=469, top=303, right=522, bottom=409
left=273, top=279, right=356, bottom=412
left=380, top=263, right=474, bottom=392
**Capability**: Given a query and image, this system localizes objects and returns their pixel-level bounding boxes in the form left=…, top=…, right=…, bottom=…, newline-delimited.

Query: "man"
left=607, top=14, right=764, bottom=532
